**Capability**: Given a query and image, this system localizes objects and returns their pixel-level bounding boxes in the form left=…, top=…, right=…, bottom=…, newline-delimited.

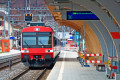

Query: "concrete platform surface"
left=0, top=50, right=20, bottom=63
left=46, top=50, right=113, bottom=80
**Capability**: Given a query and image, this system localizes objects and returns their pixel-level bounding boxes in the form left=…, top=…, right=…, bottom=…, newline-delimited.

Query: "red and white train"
left=21, top=26, right=60, bottom=67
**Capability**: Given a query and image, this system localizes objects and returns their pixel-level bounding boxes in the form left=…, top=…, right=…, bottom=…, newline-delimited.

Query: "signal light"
left=25, top=14, right=27, bottom=16
left=25, top=13, right=32, bottom=21
left=30, top=14, right=31, bottom=16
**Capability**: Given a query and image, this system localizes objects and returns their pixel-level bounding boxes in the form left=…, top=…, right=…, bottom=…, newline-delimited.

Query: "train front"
left=21, top=26, right=54, bottom=67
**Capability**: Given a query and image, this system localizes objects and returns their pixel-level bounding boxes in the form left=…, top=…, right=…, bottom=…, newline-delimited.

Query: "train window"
left=54, top=37, right=59, bottom=46
left=23, top=37, right=36, bottom=45
left=23, top=32, right=36, bottom=35
left=54, top=37, right=56, bottom=46
left=38, top=36, right=52, bottom=45
left=57, top=39, right=59, bottom=46
left=57, top=39, right=58, bottom=46
left=0, top=21, right=2, bottom=26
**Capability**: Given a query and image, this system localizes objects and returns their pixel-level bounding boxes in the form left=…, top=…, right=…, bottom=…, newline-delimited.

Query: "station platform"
left=46, top=50, right=113, bottom=80
left=0, top=50, right=20, bottom=57
left=0, top=50, right=20, bottom=63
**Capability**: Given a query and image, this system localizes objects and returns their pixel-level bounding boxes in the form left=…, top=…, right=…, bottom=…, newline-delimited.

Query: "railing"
left=0, top=7, right=8, bottom=14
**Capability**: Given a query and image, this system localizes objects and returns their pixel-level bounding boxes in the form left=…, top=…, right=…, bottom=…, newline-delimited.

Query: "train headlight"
left=45, top=50, right=50, bottom=52
left=45, top=50, right=53, bottom=52
left=21, top=50, right=29, bottom=53
left=24, top=50, right=29, bottom=53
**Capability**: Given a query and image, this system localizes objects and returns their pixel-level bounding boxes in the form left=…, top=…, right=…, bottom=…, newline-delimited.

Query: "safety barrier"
left=85, top=53, right=102, bottom=63
left=78, top=52, right=103, bottom=67
left=85, top=60, right=102, bottom=63
left=85, top=53, right=102, bottom=56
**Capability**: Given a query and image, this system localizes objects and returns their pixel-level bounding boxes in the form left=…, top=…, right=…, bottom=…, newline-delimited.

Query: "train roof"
left=22, top=26, right=53, bottom=32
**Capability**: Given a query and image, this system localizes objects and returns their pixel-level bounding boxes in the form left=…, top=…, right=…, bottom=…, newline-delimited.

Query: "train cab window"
left=38, top=32, right=52, bottom=45
left=38, top=36, right=52, bottom=45
left=23, top=37, right=36, bottom=45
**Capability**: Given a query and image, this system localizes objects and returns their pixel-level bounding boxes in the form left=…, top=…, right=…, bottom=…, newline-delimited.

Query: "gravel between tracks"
left=17, top=69, right=44, bottom=80
left=0, top=62, right=28, bottom=80
left=0, top=62, right=52, bottom=80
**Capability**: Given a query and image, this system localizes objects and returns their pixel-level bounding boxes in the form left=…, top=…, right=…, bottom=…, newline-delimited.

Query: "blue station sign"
left=10, top=37, right=15, bottom=39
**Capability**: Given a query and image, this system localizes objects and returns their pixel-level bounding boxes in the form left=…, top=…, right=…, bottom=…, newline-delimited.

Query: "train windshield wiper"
left=39, top=40, right=44, bottom=45
left=24, top=41, right=30, bottom=48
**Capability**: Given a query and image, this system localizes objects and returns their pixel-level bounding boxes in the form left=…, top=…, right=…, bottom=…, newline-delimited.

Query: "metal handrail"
left=0, top=7, right=8, bottom=14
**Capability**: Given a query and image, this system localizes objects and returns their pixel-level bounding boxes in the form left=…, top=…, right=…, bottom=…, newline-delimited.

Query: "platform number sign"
left=25, top=14, right=32, bottom=21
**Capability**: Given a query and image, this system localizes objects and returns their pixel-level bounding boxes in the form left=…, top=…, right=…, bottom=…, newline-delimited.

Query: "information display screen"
left=67, top=11, right=99, bottom=20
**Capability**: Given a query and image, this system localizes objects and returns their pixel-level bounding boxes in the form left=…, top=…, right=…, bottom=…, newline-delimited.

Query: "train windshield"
left=23, top=37, right=36, bottom=45
left=22, top=32, right=52, bottom=48
left=38, top=36, right=52, bottom=45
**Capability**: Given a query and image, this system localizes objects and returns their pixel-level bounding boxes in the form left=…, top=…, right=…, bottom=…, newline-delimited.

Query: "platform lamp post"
left=79, top=29, right=81, bottom=52
left=64, top=26, right=66, bottom=47
left=8, top=0, right=12, bottom=70
left=81, top=25, right=83, bottom=52
left=83, top=24, right=85, bottom=51
left=4, top=15, right=6, bottom=39
left=8, top=0, right=10, bottom=52
left=11, top=18, right=14, bottom=48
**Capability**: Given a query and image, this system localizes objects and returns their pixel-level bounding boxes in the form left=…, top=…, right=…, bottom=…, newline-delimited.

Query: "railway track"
left=11, top=68, right=47, bottom=80
left=35, top=68, right=47, bottom=80
left=11, top=68, right=30, bottom=80
left=0, top=54, right=52, bottom=80
left=0, top=55, right=21, bottom=70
